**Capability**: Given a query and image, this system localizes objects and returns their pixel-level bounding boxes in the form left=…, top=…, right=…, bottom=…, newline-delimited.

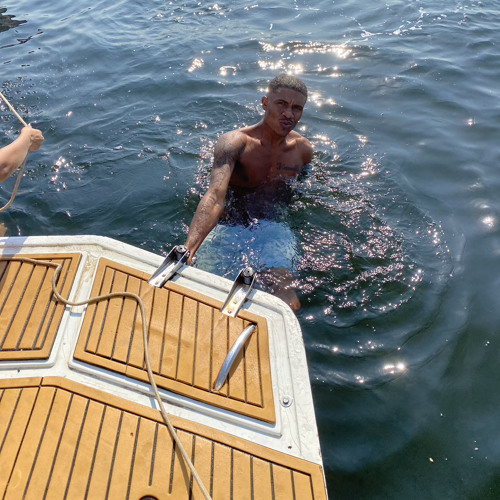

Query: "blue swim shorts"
left=193, top=219, right=299, bottom=277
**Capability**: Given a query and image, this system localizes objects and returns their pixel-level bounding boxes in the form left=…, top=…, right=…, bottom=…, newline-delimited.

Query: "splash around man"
left=184, top=74, right=313, bottom=311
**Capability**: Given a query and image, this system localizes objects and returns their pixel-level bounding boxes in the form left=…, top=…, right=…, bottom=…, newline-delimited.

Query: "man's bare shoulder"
left=212, top=129, right=249, bottom=170
left=290, top=130, right=313, bottom=164
left=216, top=128, right=250, bottom=152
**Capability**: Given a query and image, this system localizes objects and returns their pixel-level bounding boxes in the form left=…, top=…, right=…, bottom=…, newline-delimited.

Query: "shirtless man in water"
left=184, top=74, right=313, bottom=311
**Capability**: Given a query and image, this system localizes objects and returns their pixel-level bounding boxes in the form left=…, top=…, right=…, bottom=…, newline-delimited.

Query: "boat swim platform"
left=0, top=235, right=327, bottom=499
left=0, top=252, right=81, bottom=361
left=0, top=377, right=326, bottom=500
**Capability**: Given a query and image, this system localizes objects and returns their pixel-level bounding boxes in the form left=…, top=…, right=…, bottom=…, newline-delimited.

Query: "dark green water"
left=1, top=1, right=500, bottom=498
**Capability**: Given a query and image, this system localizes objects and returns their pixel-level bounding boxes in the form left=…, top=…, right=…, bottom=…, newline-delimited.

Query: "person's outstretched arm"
left=0, top=126, right=44, bottom=183
left=184, top=132, right=242, bottom=260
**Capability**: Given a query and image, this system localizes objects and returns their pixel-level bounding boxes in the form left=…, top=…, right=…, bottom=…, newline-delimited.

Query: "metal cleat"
left=221, top=266, right=256, bottom=317
left=148, top=245, right=190, bottom=287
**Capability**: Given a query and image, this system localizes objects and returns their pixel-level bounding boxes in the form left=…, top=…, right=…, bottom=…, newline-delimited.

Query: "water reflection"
left=260, top=40, right=353, bottom=59
left=482, top=215, right=496, bottom=230
left=291, top=127, right=454, bottom=390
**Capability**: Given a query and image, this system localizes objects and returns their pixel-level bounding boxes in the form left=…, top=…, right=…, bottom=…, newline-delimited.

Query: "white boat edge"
left=0, top=234, right=325, bottom=469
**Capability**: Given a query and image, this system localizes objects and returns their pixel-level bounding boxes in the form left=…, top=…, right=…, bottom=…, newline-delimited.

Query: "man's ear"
left=262, top=96, right=268, bottom=109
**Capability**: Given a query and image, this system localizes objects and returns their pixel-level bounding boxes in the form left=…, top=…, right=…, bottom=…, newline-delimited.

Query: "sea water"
left=1, top=1, right=500, bottom=498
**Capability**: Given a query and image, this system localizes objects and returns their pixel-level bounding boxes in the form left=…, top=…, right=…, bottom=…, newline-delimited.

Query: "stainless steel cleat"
left=148, top=245, right=190, bottom=287
left=221, top=266, right=256, bottom=317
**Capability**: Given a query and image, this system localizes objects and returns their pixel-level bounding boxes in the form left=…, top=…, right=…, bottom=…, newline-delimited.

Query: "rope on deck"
left=2, top=256, right=213, bottom=500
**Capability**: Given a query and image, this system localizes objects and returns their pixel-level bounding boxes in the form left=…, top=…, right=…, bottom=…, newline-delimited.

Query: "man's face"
left=262, top=87, right=306, bottom=137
